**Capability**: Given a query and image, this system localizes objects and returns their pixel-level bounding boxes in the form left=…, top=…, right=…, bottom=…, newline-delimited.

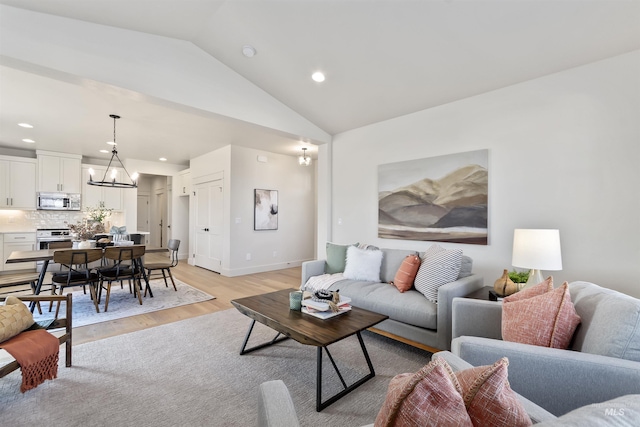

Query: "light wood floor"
left=74, top=254, right=301, bottom=345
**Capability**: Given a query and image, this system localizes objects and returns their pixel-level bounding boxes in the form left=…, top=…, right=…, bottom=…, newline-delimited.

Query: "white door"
left=194, top=179, right=223, bottom=272
left=155, top=191, right=167, bottom=248
left=137, top=195, right=150, bottom=233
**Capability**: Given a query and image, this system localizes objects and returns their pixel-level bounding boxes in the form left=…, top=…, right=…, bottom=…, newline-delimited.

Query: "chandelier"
left=88, top=114, right=139, bottom=188
left=298, top=147, right=311, bottom=166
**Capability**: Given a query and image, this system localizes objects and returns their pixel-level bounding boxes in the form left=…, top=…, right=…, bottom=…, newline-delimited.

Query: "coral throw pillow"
left=375, top=357, right=531, bottom=427
left=374, top=358, right=472, bottom=427
left=391, top=255, right=421, bottom=293
left=502, top=278, right=581, bottom=349
left=455, top=358, right=532, bottom=427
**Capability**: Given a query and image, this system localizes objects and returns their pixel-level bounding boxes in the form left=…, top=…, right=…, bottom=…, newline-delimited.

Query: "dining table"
left=5, top=245, right=168, bottom=312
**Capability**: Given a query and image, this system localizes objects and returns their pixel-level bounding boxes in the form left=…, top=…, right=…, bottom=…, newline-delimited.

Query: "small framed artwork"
left=254, top=189, right=278, bottom=231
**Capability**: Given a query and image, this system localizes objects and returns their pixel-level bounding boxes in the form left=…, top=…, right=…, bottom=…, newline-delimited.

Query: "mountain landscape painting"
left=378, top=149, right=488, bottom=245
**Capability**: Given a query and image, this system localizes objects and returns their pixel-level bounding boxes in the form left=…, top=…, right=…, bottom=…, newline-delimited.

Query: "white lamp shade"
left=512, top=229, right=563, bottom=271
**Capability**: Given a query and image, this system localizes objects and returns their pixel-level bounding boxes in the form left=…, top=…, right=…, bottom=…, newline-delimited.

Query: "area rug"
left=32, top=278, right=215, bottom=328
left=0, top=308, right=431, bottom=426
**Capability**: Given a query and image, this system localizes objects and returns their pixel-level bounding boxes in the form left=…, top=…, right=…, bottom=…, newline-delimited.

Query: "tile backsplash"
left=0, top=210, right=125, bottom=232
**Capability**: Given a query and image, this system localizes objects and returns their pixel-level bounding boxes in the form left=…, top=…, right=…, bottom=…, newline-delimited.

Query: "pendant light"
left=299, top=147, right=311, bottom=166
left=88, top=114, right=139, bottom=188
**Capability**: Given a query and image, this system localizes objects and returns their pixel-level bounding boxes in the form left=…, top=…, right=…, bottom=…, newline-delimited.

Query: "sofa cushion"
left=502, top=279, right=581, bottom=349
left=455, top=357, right=532, bottom=427
left=329, top=280, right=437, bottom=330
left=458, top=255, right=473, bottom=279
left=569, top=281, right=640, bottom=362
left=343, top=246, right=383, bottom=282
left=325, top=242, right=356, bottom=274
left=374, top=357, right=472, bottom=427
left=391, top=255, right=421, bottom=293
left=0, top=296, right=35, bottom=344
left=536, top=394, right=640, bottom=426
left=414, top=245, right=463, bottom=303
left=379, top=248, right=419, bottom=283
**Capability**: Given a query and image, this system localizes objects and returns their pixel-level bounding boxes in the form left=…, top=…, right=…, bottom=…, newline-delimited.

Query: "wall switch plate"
left=246, top=253, right=251, bottom=261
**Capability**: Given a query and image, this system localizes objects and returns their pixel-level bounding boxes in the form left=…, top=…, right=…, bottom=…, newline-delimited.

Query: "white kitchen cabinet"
left=37, top=151, right=82, bottom=193
left=177, top=169, right=191, bottom=196
left=1, top=232, right=36, bottom=271
left=82, top=165, right=123, bottom=210
left=0, top=156, right=37, bottom=209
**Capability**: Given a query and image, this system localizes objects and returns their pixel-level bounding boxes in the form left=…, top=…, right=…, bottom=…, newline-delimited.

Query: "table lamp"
left=511, top=229, right=562, bottom=289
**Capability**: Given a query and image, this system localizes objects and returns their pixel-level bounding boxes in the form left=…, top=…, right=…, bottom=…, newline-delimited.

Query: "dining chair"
left=144, top=239, right=180, bottom=294
left=50, top=248, right=103, bottom=316
left=98, top=245, right=146, bottom=312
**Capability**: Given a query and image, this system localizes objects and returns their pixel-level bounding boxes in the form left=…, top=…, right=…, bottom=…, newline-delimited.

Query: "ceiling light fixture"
left=299, top=147, right=311, bottom=166
left=22, top=138, right=35, bottom=143
left=18, top=123, right=33, bottom=128
left=159, top=157, right=167, bottom=162
left=242, top=45, right=257, bottom=57
left=88, top=114, right=139, bottom=189
left=312, top=71, right=325, bottom=83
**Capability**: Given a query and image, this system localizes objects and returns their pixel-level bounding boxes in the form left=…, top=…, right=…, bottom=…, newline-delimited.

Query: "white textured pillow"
left=343, top=246, right=383, bottom=282
left=414, top=245, right=463, bottom=303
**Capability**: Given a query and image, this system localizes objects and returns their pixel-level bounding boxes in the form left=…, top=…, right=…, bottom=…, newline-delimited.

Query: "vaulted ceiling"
left=1, top=0, right=639, bottom=165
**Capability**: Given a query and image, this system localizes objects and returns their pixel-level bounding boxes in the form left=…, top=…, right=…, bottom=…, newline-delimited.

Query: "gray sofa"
left=301, top=248, right=483, bottom=351
left=257, top=351, right=640, bottom=426
left=451, top=281, right=640, bottom=416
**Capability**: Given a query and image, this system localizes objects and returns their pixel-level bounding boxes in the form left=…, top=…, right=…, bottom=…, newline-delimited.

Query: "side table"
left=464, top=286, right=493, bottom=301
left=464, top=286, right=506, bottom=301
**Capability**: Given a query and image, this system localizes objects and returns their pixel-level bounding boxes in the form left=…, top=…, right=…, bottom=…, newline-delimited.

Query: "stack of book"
left=302, top=296, right=352, bottom=319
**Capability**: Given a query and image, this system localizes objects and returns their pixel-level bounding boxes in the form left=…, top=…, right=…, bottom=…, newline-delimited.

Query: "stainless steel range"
left=36, top=228, right=72, bottom=272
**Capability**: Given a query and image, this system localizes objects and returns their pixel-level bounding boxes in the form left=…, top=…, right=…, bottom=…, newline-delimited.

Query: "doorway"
left=154, top=190, right=167, bottom=248
left=137, top=195, right=150, bottom=234
left=193, top=179, right=223, bottom=272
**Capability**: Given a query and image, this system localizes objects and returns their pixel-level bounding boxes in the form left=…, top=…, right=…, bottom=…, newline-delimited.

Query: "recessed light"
left=99, top=149, right=109, bottom=154
left=18, top=123, right=33, bottom=128
left=242, top=45, right=257, bottom=58
left=22, top=138, right=35, bottom=143
left=106, top=141, right=116, bottom=145
left=312, top=71, right=325, bottom=83
left=159, top=157, right=167, bottom=162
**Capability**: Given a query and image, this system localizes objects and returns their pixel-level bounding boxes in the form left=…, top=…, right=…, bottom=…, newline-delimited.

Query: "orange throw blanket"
left=1, top=329, right=59, bottom=392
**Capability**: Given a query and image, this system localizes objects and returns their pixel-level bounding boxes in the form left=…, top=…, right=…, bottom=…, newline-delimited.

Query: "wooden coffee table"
left=231, top=288, right=388, bottom=411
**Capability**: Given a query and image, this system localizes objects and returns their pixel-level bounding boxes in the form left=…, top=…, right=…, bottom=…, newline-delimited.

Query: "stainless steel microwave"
left=36, top=192, right=81, bottom=211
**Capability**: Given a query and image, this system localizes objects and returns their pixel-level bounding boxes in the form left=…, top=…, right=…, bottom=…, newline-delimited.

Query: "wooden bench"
left=0, top=294, right=72, bottom=379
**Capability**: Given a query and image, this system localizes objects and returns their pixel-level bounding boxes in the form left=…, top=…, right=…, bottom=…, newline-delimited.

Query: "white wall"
left=229, top=146, right=316, bottom=276
left=190, top=145, right=316, bottom=276
left=329, top=51, right=640, bottom=297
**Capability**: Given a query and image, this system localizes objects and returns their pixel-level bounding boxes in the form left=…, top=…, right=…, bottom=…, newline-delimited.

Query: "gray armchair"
left=257, top=352, right=640, bottom=426
left=451, top=281, right=640, bottom=416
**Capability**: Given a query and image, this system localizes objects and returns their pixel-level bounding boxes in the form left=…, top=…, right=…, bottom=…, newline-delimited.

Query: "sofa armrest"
left=300, top=260, right=326, bottom=288
left=432, top=351, right=557, bottom=424
left=452, top=298, right=503, bottom=341
left=436, top=274, right=484, bottom=350
left=452, top=336, right=640, bottom=416
left=258, top=380, right=301, bottom=427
